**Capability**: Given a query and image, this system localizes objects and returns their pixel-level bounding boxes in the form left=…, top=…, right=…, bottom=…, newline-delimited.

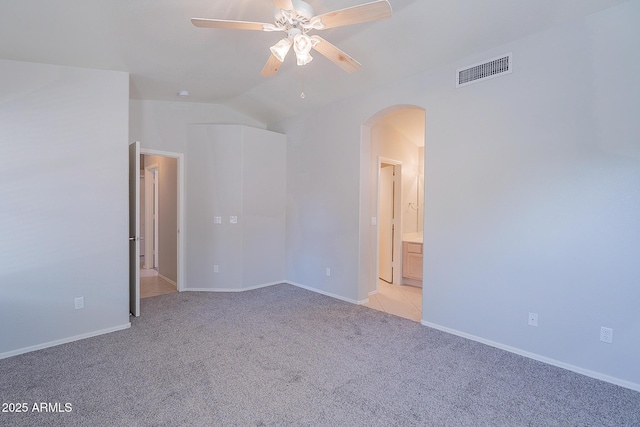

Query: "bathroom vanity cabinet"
left=403, top=241, right=423, bottom=280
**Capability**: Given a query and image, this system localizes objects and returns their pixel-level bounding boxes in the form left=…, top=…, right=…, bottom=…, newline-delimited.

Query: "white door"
left=379, top=164, right=395, bottom=283
left=129, top=141, right=140, bottom=316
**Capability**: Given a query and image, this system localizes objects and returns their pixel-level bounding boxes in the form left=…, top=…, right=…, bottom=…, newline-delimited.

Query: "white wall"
left=186, top=125, right=243, bottom=289
left=186, top=125, right=286, bottom=291
left=274, top=1, right=640, bottom=389
left=129, top=101, right=286, bottom=292
left=282, top=105, right=363, bottom=302
left=0, top=59, right=130, bottom=356
left=129, top=99, right=266, bottom=153
left=241, top=126, right=288, bottom=289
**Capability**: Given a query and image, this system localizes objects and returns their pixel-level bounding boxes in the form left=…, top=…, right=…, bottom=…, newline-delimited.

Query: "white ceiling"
left=0, top=0, right=628, bottom=125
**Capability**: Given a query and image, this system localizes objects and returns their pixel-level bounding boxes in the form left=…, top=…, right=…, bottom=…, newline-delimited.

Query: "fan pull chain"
left=300, top=67, right=305, bottom=99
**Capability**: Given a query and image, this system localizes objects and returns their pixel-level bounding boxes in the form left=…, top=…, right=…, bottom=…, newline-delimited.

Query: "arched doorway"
left=358, top=105, right=426, bottom=321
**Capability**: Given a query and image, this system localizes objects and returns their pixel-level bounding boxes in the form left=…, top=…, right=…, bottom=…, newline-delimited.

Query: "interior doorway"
left=359, top=105, right=426, bottom=321
left=139, top=153, right=178, bottom=298
left=129, top=147, right=185, bottom=313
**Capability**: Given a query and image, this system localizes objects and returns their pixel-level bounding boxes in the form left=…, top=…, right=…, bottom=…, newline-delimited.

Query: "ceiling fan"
left=191, top=0, right=392, bottom=77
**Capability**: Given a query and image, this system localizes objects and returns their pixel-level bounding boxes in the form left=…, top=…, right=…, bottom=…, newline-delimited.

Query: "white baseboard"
left=158, top=273, right=177, bottom=287
left=401, top=277, right=422, bottom=287
left=184, top=281, right=282, bottom=293
left=285, top=281, right=369, bottom=305
left=187, top=280, right=370, bottom=305
left=0, top=323, right=131, bottom=360
left=421, top=320, right=640, bottom=393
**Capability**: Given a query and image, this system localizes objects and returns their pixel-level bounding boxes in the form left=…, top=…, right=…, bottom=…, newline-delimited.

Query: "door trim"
left=143, top=164, right=158, bottom=269
left=358, top=105, right=426, bottom=304
left=139, top=148, right=186, bottom=292
left=376, top=156, right=403, bottom=291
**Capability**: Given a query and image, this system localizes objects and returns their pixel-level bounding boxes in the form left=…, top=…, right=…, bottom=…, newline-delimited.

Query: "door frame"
left=358, top=105, right=426, bottom=304
left=376, top=157, right=403, bottom=291
left=143, top=163, right=158, bottom=269
left=139, top=148, right=185, bottom=292
left=129, top=141, right=140, bottom=316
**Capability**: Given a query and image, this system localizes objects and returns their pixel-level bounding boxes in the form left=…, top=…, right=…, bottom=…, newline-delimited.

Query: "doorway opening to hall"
left=139, top=153, right=178, bottom=298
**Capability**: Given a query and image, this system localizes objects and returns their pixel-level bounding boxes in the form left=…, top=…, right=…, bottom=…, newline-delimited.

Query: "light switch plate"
left=214, top=216, right=222, bottom=224
left=528, top=312, right=538, bottom=327
left=230, top=216, right=238, bottom=224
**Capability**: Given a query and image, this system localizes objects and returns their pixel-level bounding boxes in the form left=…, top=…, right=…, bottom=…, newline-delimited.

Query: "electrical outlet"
left=229, top=216, right=238, bottom=224
left=528, top=312, right=538, bottom=327
left=213, top=265, right=219, bottom=273
left=600, top=327, right=613, bottom=343
left=74, top=297, right=84, bottom=310
left=214, top=216, right=222, bottom=224
left=326, top=268, right=331, bottom=277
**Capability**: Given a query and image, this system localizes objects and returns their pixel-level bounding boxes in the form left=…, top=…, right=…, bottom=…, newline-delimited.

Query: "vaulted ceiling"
left=0, top=0, right=628, bottom=125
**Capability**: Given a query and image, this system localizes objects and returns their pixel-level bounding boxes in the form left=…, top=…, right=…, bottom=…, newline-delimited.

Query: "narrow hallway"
left=140, top=268, right=176, bottom=298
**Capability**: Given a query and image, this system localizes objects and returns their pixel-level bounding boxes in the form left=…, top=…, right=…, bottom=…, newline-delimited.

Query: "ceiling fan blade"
left=312, top=0, right=392, bottom=30
left=312, top=36, right=361, bottom=73
left=273, top=0, right=295, bottom=11
left=261, top=54, right=282, bottom=77
left=191, top=18, right=271, bottom=31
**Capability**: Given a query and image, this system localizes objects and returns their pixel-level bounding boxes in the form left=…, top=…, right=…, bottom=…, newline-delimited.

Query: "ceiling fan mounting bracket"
left=274, top=0, right=316, bottom=22
left=274, top=0, right=315, bottom=34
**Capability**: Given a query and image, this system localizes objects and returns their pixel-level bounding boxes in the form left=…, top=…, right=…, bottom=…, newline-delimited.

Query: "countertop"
left=402, top=232, right=423, bottom=244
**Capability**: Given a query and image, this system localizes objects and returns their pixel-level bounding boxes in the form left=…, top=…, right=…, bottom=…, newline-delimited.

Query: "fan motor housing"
left=274, top=0, right=315, bottom=23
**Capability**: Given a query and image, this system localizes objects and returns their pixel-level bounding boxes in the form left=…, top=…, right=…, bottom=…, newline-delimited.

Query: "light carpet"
left=1, top=284, right=638, bottom=426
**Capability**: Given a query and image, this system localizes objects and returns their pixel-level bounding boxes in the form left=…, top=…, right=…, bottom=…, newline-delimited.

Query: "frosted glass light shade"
left=296, top=51, right=313, bottom=66
left=293, top=33, right=319, bottom=66
left=293, top=33, right=313, bottom=56
left=270, top=38, right=291, bottom=62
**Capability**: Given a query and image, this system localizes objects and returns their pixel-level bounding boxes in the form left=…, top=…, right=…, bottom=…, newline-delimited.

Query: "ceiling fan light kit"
left=191, top=0, right=392, bottom=77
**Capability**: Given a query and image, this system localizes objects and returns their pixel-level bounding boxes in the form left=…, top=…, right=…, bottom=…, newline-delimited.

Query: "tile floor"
left=140, top=268, right=177, bottom=298
left=363, top=279, right=423, bottom=322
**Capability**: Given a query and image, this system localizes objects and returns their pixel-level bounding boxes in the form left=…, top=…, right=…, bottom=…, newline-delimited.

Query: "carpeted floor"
left=1, top=284, right=639, bottom=426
